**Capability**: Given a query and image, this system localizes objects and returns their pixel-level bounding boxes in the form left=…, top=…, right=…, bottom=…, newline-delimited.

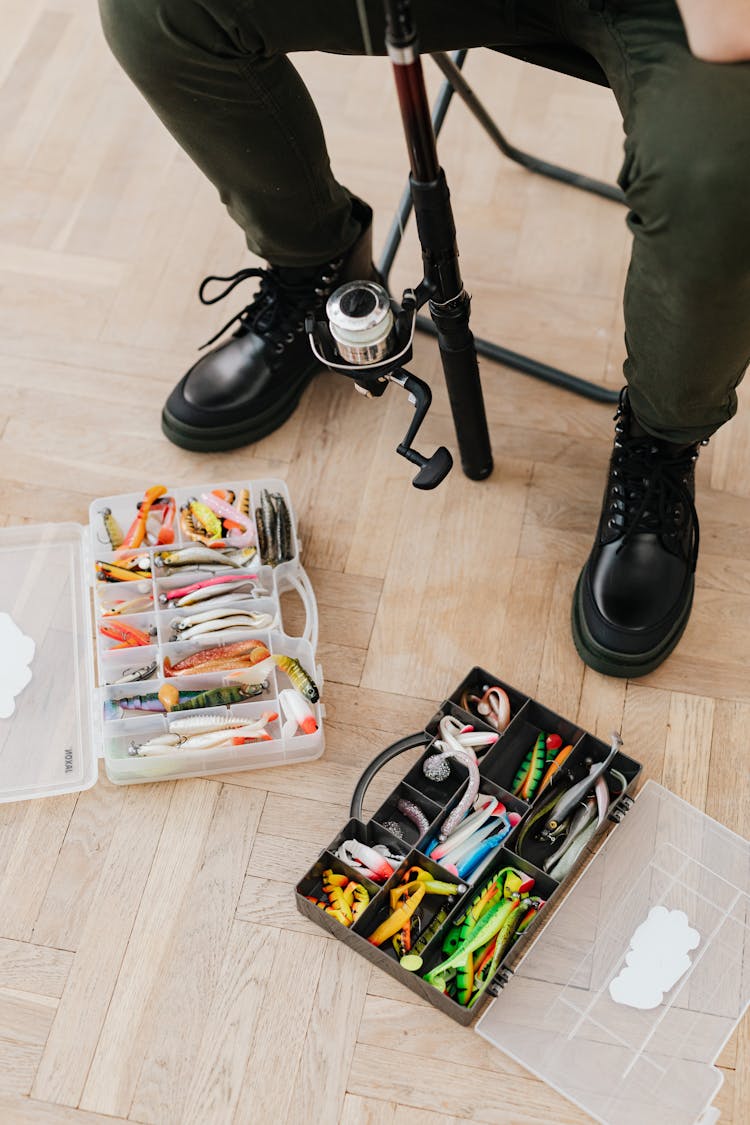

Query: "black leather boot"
left=572, top=389, right=704, bottom=678
left=162, top=199, right=377, bottom=451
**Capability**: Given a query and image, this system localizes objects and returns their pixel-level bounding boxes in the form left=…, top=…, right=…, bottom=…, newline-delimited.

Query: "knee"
left=98, top=0, right=260, bottom=87
left=98, top=0, right=167, bottom=84
left=627, top=86, right=750, bottom=285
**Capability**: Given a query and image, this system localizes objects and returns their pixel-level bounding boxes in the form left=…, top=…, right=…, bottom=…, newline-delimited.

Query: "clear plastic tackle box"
left=0, top=478, right=324, bottom=803
left=296, top=671, right=750, bottom=1125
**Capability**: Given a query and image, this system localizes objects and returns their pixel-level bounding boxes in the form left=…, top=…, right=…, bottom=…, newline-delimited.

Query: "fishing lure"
left=256, top=489, right=293, bottom=566
left=100, top=508, right=124, bottom=550
left=186, top=498, right=223, bottom=541
left=95, top=559, right=151, bottom=583
left=103, top=690, right=204, bottom=720
left=334, top=840, right=400, bottom=883
left=273, top=654, right=319, bottom=702
left=154, top=545, right=256, bottom=571
left=129, top=711, right=277, bottom=756
left=278, top=688, right=318, bottom=734
left=163, top=638, right=270, bottom=677
left=172, top=611, right=275, bottom=643
left=308, top=871, right=369, bottom=929
left=169, top=683, right=264, bottom=711
left=113, top=661, right=158, bottom=684
left=512, top=732, right=547, bottom=802
left=460, top=684, right=512, bottom=732
left=201, top=492, right=255, bottom=548
left=158, top=573, right=260, bottom=604
left=395, top=798, right=430, bottom=836
left=99, top=621, right=156, bottom=648
left=537, top=741, right=575, bottom=794
left=101, top=593, right=154, bottom=617
left=168, top=713, right=252, bottom=736
left=120, top=485, right=167, bottom=549
left=424, top=868, right=534, bottom=1004
left=542, top=732, right=622, bottom=837
left=543, top=796, right=598, bottom=874
left=367, top=872, right=460, bottom=949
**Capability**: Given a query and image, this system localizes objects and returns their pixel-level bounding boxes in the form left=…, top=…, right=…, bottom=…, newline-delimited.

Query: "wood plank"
left=31, top=784, right=177, bottom=1106
left=78, top=780, right=221, bottom=1117
left=0, top=940, right=72, bottom=998
left=129, top=785, right=265, bottom=1125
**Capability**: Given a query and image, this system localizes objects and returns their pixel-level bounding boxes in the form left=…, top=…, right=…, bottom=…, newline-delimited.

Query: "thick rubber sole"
left=161, top=360, right=319, bottom=453
left=571, top=567, right=694, bottom=679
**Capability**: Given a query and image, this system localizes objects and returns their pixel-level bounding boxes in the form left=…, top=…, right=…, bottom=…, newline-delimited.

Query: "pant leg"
left=98, top=0, right=562, bottom=266
left=564, top=0, right=750, bottom=443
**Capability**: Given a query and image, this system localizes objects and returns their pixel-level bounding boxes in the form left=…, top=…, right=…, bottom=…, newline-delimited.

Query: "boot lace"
left=606, top=414, right=702, bottom=571
left=197, top=259, right=343, bottom=358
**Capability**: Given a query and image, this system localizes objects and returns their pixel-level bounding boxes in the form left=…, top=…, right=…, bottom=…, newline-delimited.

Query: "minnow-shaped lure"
left=273, top=654, right=319, bottom=702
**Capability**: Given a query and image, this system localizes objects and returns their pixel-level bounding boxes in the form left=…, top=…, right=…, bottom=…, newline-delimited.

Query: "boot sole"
left=571, top=567, right=694, bottom=679
left=161, top=361, right=319, bottom=453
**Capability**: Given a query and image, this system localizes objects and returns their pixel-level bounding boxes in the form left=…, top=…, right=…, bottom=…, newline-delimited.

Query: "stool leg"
left=430, top=52, right=626, bottom=205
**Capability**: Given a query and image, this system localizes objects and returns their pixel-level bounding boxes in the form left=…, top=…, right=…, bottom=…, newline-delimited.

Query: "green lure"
left=170, top=683, right=263, bottom=711
left=273, top=654, right=319, bottom=703
left=512, top=732, right=547, bottom=801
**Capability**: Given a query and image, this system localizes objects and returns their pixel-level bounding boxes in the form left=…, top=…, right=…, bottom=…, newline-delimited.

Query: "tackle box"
left=0, top=478, right=323, bottom=802
left=296, top=668, right=750, bottom=1125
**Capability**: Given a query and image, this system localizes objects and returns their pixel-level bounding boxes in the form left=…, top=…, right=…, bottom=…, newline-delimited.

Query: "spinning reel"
left=306, top=280, right=453, bottom=490
left=305, top=0, right=492, bottom=491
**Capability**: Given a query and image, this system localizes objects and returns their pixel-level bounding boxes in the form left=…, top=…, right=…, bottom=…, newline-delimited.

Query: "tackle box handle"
left=281, top=567, right=319, bottom=653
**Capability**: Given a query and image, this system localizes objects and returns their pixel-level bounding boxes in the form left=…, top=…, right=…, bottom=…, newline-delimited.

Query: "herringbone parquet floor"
left=1, top=3, right=748, bottom=1123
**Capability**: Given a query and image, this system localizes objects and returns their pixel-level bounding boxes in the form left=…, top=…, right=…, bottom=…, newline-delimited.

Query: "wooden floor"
left=2, top=3, right=749, bottom=1122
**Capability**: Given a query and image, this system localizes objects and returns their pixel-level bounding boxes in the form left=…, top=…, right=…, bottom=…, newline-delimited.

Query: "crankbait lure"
left=273, top=654, right=319, bottom=702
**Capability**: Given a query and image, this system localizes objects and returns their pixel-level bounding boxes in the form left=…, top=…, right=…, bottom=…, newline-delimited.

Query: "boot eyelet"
left=274, top=341, right=285, bottom=354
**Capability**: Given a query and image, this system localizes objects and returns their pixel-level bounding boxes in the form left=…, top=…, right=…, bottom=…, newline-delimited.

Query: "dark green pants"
left=99, top=0, right=750, bottom=443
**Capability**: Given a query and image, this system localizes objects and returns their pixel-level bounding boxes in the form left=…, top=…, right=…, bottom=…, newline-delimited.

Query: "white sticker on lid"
left=0, top=613, right=35, bottom=719
left=609, top=905, right=701, bottom=1010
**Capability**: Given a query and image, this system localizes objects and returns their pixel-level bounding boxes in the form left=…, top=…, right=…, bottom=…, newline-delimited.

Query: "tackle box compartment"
left=0, top=478, right=324, bottom=800
left=295, top=668, right=750, bottom=1125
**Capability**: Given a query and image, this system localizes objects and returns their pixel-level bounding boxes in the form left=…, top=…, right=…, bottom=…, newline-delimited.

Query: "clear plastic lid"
left=476, top=781, right=750, bottom=1125
left=0, top=523, right=97, bottom=802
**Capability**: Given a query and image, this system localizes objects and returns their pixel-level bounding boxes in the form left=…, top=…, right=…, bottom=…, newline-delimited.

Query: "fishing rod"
left=306, top=0, right=493, bottom=489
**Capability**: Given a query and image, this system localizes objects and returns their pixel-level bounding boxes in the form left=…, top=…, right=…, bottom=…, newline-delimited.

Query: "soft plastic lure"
left=120, top=485, right=167, bottom=549
left=164, top=638, right=270, bottom=677
left=169, top=683, right=263, bottom=711
left=273, top=654, right=319, bottom=702
left=512, top=732, right=547, bottom=802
